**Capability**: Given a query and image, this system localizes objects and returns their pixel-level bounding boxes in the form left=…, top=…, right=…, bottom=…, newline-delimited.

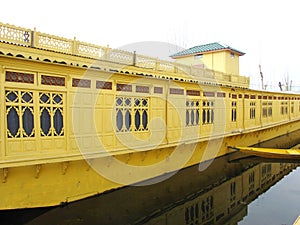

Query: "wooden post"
left=31, top=27, right=37, bottom=48
left=155, top=58, right=159, bottom=71
left=174, top=63, right=178, bottom=73
left=72, top=37, right=78, bottom=55
left=104, top=45, right=110, bottom=61
left=133, top=51, right=136, bottom=66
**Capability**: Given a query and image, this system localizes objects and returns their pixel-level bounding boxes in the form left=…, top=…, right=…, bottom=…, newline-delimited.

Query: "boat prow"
left=230, top=146, right=300, bottom=159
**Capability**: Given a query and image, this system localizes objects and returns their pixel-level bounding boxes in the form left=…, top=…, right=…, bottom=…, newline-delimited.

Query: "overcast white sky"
left=1, top=0, right=299, bottom=91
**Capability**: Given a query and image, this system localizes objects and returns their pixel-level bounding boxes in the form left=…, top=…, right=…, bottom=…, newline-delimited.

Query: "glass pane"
left=186, top=110, right=189, bottom=126
left=53, top=94, right=62, bottom=104
left=196, top=110, right=200, bottom=125
left=22, top=92, right=32, bottom=103
left=185, top=208, right=189, bottom=223
left=135, top=98, right=140, bottom=107
left=202, top=110, right=206, bottom=124
left=207, top=110, right=210, bottom=123
left=142, top=110, right=148, bottom=129
left=7, top=106, right=19, bottom=137
left=54, top=109, right=63, bottom=135
left=22, top=107, right=34, bottom=137
left=191, top=109, right=195, bottom=125
left=116, top=98, right=122, bottom=106
left=142, top=99, right=147, bottom=107
left=40, top=93, right=50, bottom=103
left=135, top=110, right=140, bottom=130
left=125, top=110, right=131, bottom=130
left=6, top=91, right=18, bottom=102
left=116, top=110, right=123, bottom=131
left=195, top=203, right=199, bottom=218
left=125, top=98, right=131, bottom=106
left=40, top=108, right=51, bottom=136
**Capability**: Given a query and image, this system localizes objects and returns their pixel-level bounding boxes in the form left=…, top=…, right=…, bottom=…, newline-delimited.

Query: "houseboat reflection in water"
left=2, top=153, right=296, bottom=225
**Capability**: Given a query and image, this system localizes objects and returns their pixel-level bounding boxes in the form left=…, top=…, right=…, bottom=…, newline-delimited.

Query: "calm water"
left=2, top=154, right=300, bottom=225
left=239, top=166, right=300, bottom=225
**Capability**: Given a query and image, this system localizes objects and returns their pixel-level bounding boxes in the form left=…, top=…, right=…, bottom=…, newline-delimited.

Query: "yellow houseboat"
left=0, top=22, right=300, bottom=209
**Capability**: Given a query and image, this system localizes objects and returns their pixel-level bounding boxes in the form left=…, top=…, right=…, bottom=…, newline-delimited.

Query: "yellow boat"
left=231, top=146, right=300, bottom=159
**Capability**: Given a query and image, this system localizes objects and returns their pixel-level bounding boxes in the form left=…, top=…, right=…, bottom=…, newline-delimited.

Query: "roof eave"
left=228, top=48, right=245, bottom=56
left=171, top=48, right=245, bottom=59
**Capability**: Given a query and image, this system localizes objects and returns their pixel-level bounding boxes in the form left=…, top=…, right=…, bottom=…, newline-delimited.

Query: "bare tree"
left=259, top=64, right=265, bottom=90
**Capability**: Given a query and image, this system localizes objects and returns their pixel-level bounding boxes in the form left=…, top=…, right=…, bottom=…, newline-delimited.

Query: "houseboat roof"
left=170, top=42, right=245, bottom=58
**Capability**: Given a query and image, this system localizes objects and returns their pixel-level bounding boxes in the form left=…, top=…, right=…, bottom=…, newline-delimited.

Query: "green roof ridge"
left=170, top=42, right=245, bottom=58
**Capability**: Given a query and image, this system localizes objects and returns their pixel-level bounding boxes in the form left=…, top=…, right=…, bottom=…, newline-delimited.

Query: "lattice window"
left=154, top=87, right=163, bottom=94
left=261, top=164, right=272, bottom=187
left=262, top=102, right=268, bottom=117
left=6, top=90, right=35, bottom=138
left=96, top=81, right=112, bottom=90
left=263, top=101, right=273, bottom=117
left=134, top=98, right=148, bottom=131
left=185, top=203, right=199, bottom=225
left=202, top=101, right=214, bottom=124
left=231, top=101, right=237, bottom=122
left=249, top=171, right=255, bottom=192
left=39, top=92, right=64, bottom=136
left=201, top=196, right=214, bottom=223
left=116, top=97, right=131, bottom=132
left=186, top=100, right=200, bottom=127
left=280, top=102, right=288, bottom=115
left=250, top=102, right=256, bottom=119
left=41, top=75, right=65, bottom=86
left=230, top=182, right=236, bottom=202
left=170, top=88, right=184, bottom=95
left=116, top=97, right=149, bottom=132
left=262, top=164, right=271, bottom=176
left=72, top=78, right=91, bottom=88
left=268, top=102, right=273, bottom=117
left=136, top=85, right=149, bottom=94
left=6, top=71, right=34, bottom=84
left=116, top=84, right=132, bottom=92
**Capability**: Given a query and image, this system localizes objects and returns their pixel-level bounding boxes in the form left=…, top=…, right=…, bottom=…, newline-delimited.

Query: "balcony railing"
left=0, top=22, right=249, bottom=87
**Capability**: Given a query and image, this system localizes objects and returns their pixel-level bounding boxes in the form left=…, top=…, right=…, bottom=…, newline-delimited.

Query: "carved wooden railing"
left=0, top=22, right=249, bottom=87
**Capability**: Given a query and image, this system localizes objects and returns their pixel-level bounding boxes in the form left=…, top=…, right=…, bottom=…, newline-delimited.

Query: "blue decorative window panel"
left=39, top=92, right=64, bottom=136
left=115, top=97, right=149, bottom=132
left=186, top=100, right=200, bottom=127
left=6, top=90, right=35, bottom=138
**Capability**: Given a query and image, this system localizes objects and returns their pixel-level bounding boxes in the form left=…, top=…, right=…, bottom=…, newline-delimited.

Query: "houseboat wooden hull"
left=1, top=122, right=300, bottom=210
left=1, top=22, right=300, bottom=209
